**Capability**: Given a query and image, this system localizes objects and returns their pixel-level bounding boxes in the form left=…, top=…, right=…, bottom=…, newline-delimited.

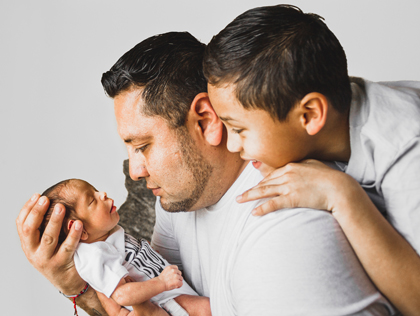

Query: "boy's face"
left=208, top=83, right=309, bottom=169
left=71, top=180, right=119, bottom=243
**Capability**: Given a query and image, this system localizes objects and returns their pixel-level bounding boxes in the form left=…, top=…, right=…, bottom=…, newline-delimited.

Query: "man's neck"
left=190, top=152, right=247, bottom=212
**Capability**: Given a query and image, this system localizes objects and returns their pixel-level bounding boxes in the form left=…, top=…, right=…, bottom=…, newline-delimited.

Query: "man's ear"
left=190, top=92, right=224, bottom=146
left=298, top=92, right=328, bottom=135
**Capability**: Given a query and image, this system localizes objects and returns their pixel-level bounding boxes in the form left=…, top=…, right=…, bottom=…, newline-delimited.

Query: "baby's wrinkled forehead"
left=59, top=179, right=91, bottom=204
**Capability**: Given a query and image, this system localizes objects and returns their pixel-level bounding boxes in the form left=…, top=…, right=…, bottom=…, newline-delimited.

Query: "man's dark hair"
left=203, top=4, right=351, bottom=121
left=39, top=179, right=79, bottom=245
left=101, top=32, right=207, bottom=128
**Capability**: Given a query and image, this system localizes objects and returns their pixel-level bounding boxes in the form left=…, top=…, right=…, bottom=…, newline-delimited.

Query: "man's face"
left=208, top=83, right=308, bottom=169
left=114, top=88, right=213, bottom=213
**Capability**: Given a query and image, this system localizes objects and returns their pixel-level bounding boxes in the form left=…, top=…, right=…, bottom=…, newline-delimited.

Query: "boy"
left=203, top=4, right=420, bottom=316
left=40, top=178, right=210, bottom=316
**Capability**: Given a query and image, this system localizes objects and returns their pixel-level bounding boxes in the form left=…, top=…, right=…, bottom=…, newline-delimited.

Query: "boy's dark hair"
left=203, top=4, right=351, bottom=121
left=39, top=179, right=79, bottom=245
left=101, top=32, right=207, bottom=128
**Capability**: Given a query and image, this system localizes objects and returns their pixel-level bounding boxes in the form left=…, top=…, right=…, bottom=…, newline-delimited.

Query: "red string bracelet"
left=59, top=283, right=90, bottom=316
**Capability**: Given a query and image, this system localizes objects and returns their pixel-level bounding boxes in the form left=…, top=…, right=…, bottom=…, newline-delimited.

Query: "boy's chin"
left=258, top=163, right=275, bottom=177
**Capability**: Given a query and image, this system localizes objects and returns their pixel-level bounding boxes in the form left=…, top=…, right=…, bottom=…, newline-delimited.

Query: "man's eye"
left=232, top=128, right=243, bottom=134
left=135, top=144, right=149, bottom=153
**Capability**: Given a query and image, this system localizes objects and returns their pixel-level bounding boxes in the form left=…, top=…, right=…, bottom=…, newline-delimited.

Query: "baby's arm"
left=238, top=160, right=420, bottom=315
left=111, top=265, right=183, bottom=307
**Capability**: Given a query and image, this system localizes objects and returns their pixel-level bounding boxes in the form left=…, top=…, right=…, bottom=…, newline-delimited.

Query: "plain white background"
left=1, top=1, right=419, bottom=315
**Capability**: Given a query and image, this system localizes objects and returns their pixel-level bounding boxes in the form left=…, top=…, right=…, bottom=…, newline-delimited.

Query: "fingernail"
left=31, top=194, right=38, bottom=201
left=38, top=196, right=46, bottom=205
left=54, top=204, right=63, bottom=215
left=252, top=209, right=258, bottom=216
left=236, top=195, right=242, bottom=202
left=74, top=221, right=82, bottom=231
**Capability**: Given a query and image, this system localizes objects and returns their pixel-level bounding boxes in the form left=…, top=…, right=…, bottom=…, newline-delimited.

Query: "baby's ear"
left=67, top=220, right=74, bottom=231
left=80, top=229, right=89, bottom=241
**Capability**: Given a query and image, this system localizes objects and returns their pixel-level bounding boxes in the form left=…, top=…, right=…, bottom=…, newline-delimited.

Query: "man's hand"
left=236, top=160, right=355, bottom=216
left=16, top=194, right=85, bottom=294
left=158, top=265, right=183, bottom=291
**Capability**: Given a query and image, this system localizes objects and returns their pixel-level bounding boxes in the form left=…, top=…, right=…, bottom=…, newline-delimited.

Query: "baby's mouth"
left=110, top=200, right=116, bottom=213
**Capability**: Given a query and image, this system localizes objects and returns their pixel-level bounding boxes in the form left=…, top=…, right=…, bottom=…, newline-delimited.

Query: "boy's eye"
left=231, top=128, right=243, bottom=134
left=135, top=144, right=149, bottom=153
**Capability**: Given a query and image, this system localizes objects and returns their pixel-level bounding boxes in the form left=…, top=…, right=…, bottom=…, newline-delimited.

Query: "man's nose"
left=129, top=160, right=149, bottom=180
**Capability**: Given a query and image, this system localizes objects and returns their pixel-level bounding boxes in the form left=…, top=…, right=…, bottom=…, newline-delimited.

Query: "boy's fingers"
left=252, top=197, right=285, bottom=216
left=237, top=185, right=282, bottom=203
left=17, top=195, right=50, bottom=252
left=39, top=203, right=66, bottom=258
left=56, top=220, right=82, bottom=261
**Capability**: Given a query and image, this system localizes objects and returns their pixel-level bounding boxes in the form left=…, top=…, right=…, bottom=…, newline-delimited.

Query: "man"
left=17, top=32, right=395, bottom=315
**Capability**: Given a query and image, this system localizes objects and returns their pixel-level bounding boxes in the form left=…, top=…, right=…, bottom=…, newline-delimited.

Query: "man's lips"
left=147, top=186, right=162, bottom=196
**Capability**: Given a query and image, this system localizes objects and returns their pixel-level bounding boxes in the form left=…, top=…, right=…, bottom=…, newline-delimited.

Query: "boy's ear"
left=298, top=92, right=328, bottom=135
left=189, top=92, right=224, bottom=146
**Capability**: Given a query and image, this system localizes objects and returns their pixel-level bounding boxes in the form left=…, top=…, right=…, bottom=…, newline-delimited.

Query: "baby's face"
left=71, top=180, right=119, bottom=243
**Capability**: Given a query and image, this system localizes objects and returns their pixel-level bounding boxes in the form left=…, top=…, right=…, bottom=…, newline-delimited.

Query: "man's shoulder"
left=230, top=208, right=392, bottom=315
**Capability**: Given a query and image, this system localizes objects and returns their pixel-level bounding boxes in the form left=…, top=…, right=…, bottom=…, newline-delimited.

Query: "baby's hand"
left=158, top=265, right=183, bottom=291
left=124, top=276, right=135, bottom=283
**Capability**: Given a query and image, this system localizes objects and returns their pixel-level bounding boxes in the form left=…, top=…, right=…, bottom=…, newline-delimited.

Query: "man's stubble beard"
left=160, top=126, right=213, bottom=213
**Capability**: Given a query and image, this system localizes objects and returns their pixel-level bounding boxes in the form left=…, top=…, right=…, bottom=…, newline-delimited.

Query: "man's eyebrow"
left=123, top=135, right=152, bottom=144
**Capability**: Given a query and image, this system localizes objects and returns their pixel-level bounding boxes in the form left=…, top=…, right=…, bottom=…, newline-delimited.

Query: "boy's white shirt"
left=343, top=77, right=420, bottom=254
left=74, top=225, right=197, bottom=311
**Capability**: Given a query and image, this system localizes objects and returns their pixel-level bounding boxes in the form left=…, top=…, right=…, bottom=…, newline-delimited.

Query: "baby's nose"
left=100, top=192, right=107, bottom=200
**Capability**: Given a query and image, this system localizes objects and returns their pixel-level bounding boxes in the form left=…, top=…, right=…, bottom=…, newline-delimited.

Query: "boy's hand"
left=237, top=160, right=356, bottom=216
left=16, top=194, right=85, bottom=294
left=158, top=265, right=183, bottom=291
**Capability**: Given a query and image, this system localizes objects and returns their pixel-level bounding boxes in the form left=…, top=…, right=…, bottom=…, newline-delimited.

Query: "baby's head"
left=40, top=179, right=119, bottom=245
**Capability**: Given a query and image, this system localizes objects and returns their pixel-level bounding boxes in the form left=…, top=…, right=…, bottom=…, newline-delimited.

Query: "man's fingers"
left=16, top=193, right=40, bottom=235
left=17, top=195, right=50, bottom=252
left=237, top=185, right=283, bottom=203
left=56, top=220, right=82, bottom=261
left=39, top=203, right=66, bottom=258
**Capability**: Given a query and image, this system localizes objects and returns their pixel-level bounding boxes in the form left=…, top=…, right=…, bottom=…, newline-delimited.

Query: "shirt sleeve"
left=150, top=199, right=183, bottom=270
left=74, top=242, right=128, bottom=298
left=381, top=136, right=420, bottom=254
left=231, top=208, right=394, bottom=315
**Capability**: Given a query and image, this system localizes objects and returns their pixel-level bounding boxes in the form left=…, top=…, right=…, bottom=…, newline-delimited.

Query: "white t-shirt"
left=152, top=163, right=396, bottom=316
left=74, top=226, right=197, bottom=311
left=342, top=78, right=420, bottom=254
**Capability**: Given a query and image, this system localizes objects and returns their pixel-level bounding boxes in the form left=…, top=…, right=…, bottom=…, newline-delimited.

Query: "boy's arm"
left=237, top=159, right=420, bottom=316
left=111, top=266, right=183, bottom=307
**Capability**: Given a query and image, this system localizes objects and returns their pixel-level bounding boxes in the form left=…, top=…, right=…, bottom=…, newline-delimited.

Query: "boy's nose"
left=100, top=192, right=107, bottom=200
left=226, top=135, right=242, bottom=153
